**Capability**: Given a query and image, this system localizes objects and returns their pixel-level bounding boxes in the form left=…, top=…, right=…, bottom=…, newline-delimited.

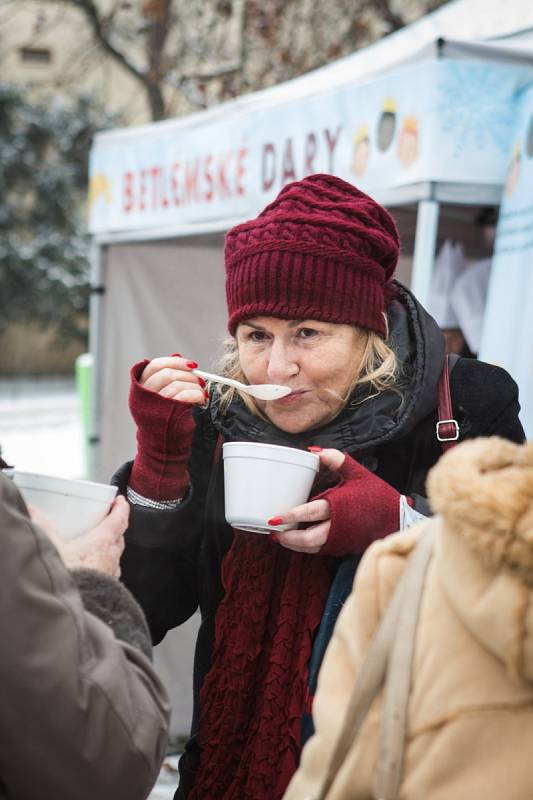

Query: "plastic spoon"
left=192, top=368, right=291, bottom=401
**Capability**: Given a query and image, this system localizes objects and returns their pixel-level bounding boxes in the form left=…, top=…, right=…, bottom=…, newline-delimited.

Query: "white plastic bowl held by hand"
left=5, top=470, right=118, bottom=539
left=222, top=442, right=320, bottom=534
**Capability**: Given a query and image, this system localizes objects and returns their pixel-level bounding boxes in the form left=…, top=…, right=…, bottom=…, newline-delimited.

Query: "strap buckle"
left=436, top=419, right=460, bottom=442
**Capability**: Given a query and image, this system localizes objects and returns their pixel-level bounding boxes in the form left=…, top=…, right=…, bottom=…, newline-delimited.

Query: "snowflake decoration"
left=434, top=62, right=523, bottom=158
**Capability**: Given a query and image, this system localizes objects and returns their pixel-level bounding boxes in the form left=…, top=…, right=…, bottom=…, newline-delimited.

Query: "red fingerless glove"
left=318, top=454, right=411, bottom=557
left=128, top=360, right=196, bottom=500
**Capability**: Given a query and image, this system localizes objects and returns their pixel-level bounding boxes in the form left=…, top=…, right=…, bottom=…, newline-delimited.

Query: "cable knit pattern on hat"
left=225, top=174, right=400, bottom=336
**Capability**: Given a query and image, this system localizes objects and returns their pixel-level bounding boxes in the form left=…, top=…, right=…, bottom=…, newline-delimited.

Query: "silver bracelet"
left=126, top=485, right=184, bottom=510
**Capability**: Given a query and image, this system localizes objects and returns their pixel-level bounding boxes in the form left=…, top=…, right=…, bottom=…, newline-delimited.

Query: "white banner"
left=88, top=58, right=532, bottom=235
left=480, top=82, right=533, bottom=437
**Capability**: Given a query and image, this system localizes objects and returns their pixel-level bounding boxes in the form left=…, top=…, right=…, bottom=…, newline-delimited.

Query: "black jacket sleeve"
left=116, top=407, right=217, bottom=644
left=451, top=358, right=525, bottom=443
left=378, top=358, right=525, bottom=506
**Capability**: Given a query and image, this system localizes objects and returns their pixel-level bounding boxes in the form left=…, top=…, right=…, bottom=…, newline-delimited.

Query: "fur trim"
left=427, top=437, right=533, bottom=582
left=71, top=568, right=153, bottom=660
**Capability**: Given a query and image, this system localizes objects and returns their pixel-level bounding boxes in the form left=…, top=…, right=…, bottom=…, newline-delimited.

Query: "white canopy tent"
left=88, top=0, right=533, bottom=484
left=87, top=0, right=533, bottom=734
left=90, top=0, right=533, bottom=478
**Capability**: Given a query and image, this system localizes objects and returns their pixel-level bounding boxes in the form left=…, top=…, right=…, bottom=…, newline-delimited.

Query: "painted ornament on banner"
left=397, top=116, right=419, bottom=168
left=350, top=97, right=419, bottom=180
left=351, top=125, right=370, bottom=177
left=89, top=172, right=113, bottom=214
left=377, top=98, right=397, bottom=151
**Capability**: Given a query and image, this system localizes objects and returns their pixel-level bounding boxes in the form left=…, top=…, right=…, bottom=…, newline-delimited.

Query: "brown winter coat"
left=0, top=473, right=170, bottom=800
left=284, top=437, right=533, bottom=800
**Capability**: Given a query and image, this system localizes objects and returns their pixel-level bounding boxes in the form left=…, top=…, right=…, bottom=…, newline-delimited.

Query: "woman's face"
left=236, top=317, right=367, bottom=434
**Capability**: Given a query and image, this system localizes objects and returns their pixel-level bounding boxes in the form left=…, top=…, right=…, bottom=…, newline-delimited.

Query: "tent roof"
left=88, top=0, right=533, bottom=240
left=269, top=0, right=533, bottom=101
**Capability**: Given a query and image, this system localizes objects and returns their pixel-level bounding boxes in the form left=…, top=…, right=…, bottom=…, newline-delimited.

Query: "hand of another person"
left=129, top=354, right=204, bottom=500
left=269, top=449, right=345, bottom=554
left=30, top=495, right=130, bottom=578
left=27, top=503, right=57, bottom=539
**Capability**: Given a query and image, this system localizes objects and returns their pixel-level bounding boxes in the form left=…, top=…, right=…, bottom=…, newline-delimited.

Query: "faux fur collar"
left=429, top=437, right=533, bottom=683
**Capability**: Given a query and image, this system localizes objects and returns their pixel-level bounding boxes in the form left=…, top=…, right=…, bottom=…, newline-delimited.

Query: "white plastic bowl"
left=222, top=442, right=320, bottom=533
left=5, top=469, right=118, bottom=539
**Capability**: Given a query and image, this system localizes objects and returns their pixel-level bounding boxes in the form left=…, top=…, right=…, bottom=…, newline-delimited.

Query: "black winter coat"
left=116, top=284, right=525, bottom=798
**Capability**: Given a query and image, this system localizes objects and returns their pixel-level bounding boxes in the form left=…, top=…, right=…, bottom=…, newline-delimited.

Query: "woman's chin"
left=264, top=405, right=333, bottom=434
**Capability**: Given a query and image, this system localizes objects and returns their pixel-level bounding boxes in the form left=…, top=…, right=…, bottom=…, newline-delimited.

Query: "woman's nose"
left=266, top=340, right=299, bottom=382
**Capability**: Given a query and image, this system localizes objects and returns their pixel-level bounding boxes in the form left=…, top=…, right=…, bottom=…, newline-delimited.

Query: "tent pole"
left=87, top=242, right=106, bottom=480
left=410, top=199, right=440, bottom=306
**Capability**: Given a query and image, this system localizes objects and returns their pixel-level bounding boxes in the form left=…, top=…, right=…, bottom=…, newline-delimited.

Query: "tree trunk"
left=147, top=82, right=166, bottom=121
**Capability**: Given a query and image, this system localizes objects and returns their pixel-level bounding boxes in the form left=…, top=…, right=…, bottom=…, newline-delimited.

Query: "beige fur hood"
left=428, top=436, right=533, bottom=683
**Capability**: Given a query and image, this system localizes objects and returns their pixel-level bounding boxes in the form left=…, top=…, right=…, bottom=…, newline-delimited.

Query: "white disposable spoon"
left=192, top=368, right=291, bottom=401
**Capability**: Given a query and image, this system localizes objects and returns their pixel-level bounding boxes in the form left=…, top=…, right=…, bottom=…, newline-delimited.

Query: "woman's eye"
left=298, top=327, right=318, bottom=339
left=249, top=330, right=268, bottom=342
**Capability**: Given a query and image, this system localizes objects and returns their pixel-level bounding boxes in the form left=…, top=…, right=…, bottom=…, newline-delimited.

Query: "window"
left=19, top=47, right=52, bottom=65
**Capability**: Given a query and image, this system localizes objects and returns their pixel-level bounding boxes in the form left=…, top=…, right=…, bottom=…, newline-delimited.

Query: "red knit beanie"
left=225, top=173, right=400, bottom=337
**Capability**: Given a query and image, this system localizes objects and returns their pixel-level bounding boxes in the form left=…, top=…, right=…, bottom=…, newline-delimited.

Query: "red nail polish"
left=308, top=446, right=323, bottom=453
left=186, top=360, right=198, bottom=369
left=203, top=389, right=209, bottom=400
left=197, top=377, right=206, bottom=388
left=271, top=533, right=279, bottom=543
left=268, top=516, right=284, bottom=526
left=170, top=352, right=182, bottom=357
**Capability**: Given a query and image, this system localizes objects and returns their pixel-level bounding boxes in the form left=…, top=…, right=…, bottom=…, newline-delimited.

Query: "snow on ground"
left=0, top=377, right=85, bottom=477
left=149, top=756, right=181, bottom=799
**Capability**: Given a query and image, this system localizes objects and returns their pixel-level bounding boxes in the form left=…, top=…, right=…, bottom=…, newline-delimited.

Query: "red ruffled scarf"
left=189, top=531, right=331, bottom=800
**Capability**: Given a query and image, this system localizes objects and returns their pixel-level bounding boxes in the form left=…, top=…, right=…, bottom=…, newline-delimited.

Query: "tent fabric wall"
left=94, top=235, right=227, bottom=483
left=93, top=236, right=226, bottom=737
left=153, top=613, right=200, bottom=739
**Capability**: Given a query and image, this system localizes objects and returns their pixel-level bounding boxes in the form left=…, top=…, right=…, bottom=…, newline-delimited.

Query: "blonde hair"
left=215, top=314, right=400, bottom=418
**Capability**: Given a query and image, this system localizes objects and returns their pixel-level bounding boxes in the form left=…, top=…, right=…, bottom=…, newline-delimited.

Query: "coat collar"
left=429, top=437, right=533, bottom=684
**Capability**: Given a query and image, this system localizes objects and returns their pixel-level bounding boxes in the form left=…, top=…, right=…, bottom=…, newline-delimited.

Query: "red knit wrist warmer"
left=128, top=360, right=196, bottom=500
left=318, top=454, right=405, bottom=557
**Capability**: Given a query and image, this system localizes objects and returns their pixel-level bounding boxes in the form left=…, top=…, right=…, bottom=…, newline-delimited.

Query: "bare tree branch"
left=5, top=0, right=448, bottom=121
left=48, top=0, right=168, bottom=118
left=63, top=0, right=145, bottom=81
left=367, top=0, right=407, bottom=33
left=143, top=0, right=172, bottom=118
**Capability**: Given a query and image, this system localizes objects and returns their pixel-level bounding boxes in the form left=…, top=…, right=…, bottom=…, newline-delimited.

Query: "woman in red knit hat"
left=115, top=174, right=524, bottom=800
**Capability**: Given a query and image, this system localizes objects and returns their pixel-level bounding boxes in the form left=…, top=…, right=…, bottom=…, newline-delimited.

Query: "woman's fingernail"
left=204, top=389, right=209, bottom=401
left=308, top=446, right=323, bottom=453
left=186, top=360, right=198, bottom=369
left=268, top=516, right=284, bottom=526
left=197, top=377, right=206, bottom=388
left=170, top=352, right=182, bottom=357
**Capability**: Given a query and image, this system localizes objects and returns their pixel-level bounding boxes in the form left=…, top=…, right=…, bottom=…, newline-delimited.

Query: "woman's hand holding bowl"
left=140, top=354, right=208, bottom=405
left=271, top=449, right=345, bottom=554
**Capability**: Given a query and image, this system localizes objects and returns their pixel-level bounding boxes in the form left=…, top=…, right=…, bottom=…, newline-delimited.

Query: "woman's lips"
left=271, top=389, right=308, bottom=405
